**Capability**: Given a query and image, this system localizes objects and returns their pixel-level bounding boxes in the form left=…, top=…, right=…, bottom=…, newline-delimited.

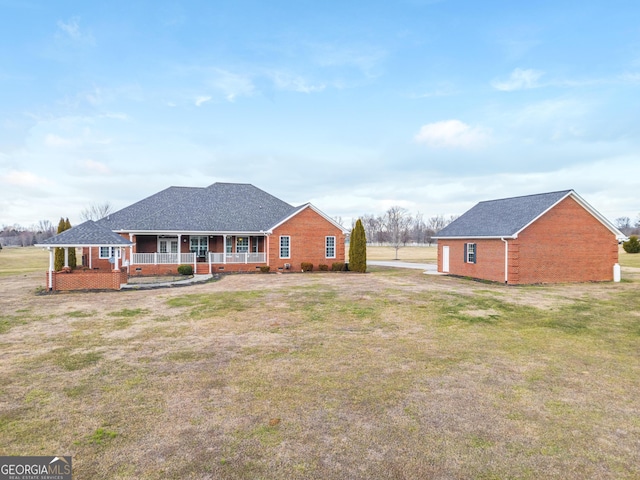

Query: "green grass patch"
left=88, top=427, right=118, bottom=445
left=54, top=351, right=102, bottom=371
left=107, top=308, right=149, bottom=318
left=166, top=290, right=265, bottom=319
left=67, top=310, right=95, bottom=318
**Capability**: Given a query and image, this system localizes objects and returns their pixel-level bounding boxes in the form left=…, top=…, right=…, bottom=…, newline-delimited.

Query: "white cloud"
left=195, top=96, right=212, bottom=107
left=0, top=170, right=52, bottom=187
left=269, top=72, right=326, bottom=93
left=80, top=159, right=110, bottom=174
left=492, top=68, right=544, bottom=91
left=414, top=120, right=491, bottom=149
left=210, top=69, right=255, bottom=102
left=44, top=134, right=76, bottom=148
left=56, top=16, right=95, bottom=45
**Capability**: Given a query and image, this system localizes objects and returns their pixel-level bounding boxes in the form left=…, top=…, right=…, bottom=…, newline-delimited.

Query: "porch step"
left=195, top=264, right=210, bottom=275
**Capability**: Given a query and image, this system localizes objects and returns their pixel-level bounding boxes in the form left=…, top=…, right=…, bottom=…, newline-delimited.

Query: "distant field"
left=364, top=245, right=438, bottom=263
left=0, top=246, right=49, bottom=277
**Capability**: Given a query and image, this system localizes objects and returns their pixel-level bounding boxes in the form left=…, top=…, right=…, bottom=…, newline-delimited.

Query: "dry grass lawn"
left=1, top=249, right=639, bottom=479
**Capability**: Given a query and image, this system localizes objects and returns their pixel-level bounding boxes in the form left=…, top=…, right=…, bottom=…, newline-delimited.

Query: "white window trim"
left=466, top=243, right=476, bottom=264
left=157, top=237, right=178, bottom=254
left=279, top=235, right=290, bottom=259
left=190, top=235, right=209, bottom=256
left=325, top=236, right=336, bottom=258
left=236, top=237, right=249, bottom=253
left=99, top=247, right=122, bottom=259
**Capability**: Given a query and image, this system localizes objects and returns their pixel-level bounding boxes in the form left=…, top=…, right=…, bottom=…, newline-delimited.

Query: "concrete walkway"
left=122, top=273, right=213, bottom=289
left=367, top=261, right=442, bottom=274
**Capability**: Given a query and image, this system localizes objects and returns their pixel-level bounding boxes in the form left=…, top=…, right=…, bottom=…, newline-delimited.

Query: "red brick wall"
left=269, top=207, right=345, bottom=272
left=438, top=239, right=507, bottom=283
left=437, top=197, right=619, bottom=284
left=48, top=270, right=128, bottom=291
left=82, top=247, right=116, bottom=271
left=514, top=197, right=618, bottom=284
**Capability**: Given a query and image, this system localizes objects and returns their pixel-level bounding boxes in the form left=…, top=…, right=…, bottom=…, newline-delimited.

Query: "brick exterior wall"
left=269, top=207, right=346, bottom=272
left=47, top=269, right=128, bottom=291
left=438, top=238, right=508, bottom=283
left=438, top=197, right=619, bottom=285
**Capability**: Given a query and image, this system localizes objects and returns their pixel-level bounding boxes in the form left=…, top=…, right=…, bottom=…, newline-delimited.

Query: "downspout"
left=501, top=237, right=508, bottom=284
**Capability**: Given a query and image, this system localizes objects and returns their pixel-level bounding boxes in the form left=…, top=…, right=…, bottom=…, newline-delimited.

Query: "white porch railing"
left=132, top=252, right=196, bottom=264
left=131, top=252, right=266, bottom=265
left=209, top=252, right=266, bottom=264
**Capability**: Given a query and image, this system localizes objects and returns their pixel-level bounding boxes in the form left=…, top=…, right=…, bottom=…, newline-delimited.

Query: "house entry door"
left=159, top=238, right=178, bottom=254
left=442, top=246, right=450, bottom=273
left=190, top=236, right=208, bottom=259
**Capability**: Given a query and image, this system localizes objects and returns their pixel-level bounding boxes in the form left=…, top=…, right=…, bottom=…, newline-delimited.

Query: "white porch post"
left=114, top=248, right=120, bottom=271
left=48, top=248, right=54, bottom=290
left=129, top=234, right=134, bottom=265
left=177, top=234, right=181, bottom=264
left=64, top=247, right=69, bottom=268
left=266, top=234, right=270, bottom=267
left=223, top=235, right=227, bottom=264
left=193, top=252, right=196, bottom=273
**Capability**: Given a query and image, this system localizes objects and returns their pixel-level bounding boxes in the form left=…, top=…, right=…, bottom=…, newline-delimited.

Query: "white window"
left=99, top=247, right=121, bottom=259
left=465, top=243, right=476, bottom=264
left=325, top=236, right=336, bottom=258
left=280, top=236, right=290, bottom=259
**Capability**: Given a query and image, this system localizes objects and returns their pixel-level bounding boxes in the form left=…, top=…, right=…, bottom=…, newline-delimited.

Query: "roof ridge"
left=478, top=189, right=573, bottom=204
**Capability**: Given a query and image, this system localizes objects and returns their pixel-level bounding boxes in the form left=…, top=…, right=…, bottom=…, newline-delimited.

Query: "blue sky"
left=1, top=0, right=639, bottom=227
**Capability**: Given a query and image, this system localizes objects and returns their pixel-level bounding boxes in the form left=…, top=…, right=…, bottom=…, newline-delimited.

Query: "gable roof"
left=36, top=220, right=133, bottom=247
left=434, top=190, right=625, bottom=240
left=267, top=203, right=349, bottom=234
left=97, top=183, right=299, bottom=233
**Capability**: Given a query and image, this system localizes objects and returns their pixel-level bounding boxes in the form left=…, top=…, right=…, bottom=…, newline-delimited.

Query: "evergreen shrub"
left=623, top=235, right=640, bottom=254
left=177, top=264, right=193, bottom=275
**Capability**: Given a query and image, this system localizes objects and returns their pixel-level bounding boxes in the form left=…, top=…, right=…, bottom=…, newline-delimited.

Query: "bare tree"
left=80, top=202, right=114, bottom=222
left=412, top=212, right=427, bottom=244
left=361, top=214, right=385, bottom=245
left=384, top=206, right=411, bottom=260
left=425, top=215, right=447, bottom=246
left=615, top=217, right=633, bottom=236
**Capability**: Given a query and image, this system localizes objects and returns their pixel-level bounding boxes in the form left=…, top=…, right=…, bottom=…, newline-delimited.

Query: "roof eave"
left=433, top=235, right=518, bottom=240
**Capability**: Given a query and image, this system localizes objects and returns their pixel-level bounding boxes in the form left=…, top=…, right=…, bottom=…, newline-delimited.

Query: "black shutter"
left=463, top=243, right=468, bottom=263
left=474, top=244, right=477, bottom=264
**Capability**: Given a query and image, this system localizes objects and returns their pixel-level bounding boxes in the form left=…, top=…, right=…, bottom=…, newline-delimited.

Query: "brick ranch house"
left=433, top=190, right=625, bottom=285
left=38, top=182, right=348, bottom=291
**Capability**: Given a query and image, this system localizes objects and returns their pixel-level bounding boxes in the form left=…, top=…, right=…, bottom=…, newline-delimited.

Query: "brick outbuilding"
left=434, top=190, right=625, bottom=285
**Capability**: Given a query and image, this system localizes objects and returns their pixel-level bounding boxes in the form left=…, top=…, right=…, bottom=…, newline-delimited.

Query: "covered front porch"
left=126, top=233, right=269, bottom=275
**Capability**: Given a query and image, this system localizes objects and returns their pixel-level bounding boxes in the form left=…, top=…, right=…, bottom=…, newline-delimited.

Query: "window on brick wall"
left=464, top=243, right=476, bottom=264
left=99, top=247, right=121, bottom=259
left=280, top=236, right=290, bottom=258
left=325, top=236, right=336, bottom=258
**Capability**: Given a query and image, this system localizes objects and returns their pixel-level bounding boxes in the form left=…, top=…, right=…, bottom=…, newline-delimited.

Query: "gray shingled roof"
left=97, top=183, right=298, bottom=232
left=435, top=190, right=573, bottom=238
left=37, top=220, right=133, bottom=246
